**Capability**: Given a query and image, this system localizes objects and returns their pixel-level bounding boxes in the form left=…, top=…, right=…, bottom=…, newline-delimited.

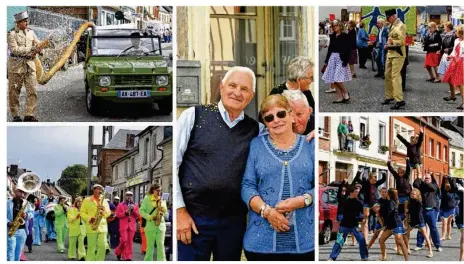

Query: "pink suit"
left=114, top=201, right=140, bottom=260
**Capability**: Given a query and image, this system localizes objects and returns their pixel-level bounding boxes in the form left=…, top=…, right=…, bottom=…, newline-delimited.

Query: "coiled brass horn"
left=35, top=22, right=95, bottom=85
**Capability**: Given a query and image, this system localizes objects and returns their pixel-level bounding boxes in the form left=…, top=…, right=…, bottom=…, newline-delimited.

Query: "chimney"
left=47, top=179, right=51, bottom=186
left=126, top=134, right=135, bottom=149
left=9, top=165, right=18, bottom=176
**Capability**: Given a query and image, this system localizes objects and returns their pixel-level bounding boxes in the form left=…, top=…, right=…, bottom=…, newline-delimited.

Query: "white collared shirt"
left=175, top=100, right=265, bottom=209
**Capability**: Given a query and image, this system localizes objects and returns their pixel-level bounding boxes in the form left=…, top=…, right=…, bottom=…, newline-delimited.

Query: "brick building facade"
left=389, top=116, right=450, bottom=187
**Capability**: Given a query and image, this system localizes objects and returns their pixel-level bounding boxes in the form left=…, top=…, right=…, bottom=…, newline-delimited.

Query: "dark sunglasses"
left=263, top=110, right=287, bottom=123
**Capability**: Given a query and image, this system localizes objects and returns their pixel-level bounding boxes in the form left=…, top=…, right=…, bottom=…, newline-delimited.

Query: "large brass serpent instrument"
left=35, top=22, right=95, bottom=85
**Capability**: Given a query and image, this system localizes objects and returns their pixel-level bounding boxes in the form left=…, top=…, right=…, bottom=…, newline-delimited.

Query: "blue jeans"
left=7, top=228, right=27, bottom=261
left=177, top=215, right=246, bottom=261
left=45, top=219, right=56, bottom=240
left=417, top=208, right=441, bottom=249
left=33, top=225, right=42, bottom=245
left=329, top=226, right=368, bottom=260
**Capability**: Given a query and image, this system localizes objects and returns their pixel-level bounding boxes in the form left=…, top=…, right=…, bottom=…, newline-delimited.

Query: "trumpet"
left=8, top=173, right=42, bottom=237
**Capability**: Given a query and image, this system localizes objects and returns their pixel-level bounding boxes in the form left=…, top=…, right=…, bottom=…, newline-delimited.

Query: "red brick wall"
left=390, top=117, right=449, bottom=184
left=99, top=149, right=127, bottom=185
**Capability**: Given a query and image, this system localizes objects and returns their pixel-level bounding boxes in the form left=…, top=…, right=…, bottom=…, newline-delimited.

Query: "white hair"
left=221, top=66, right=256, bottom=92
left=282, top=89, right=309, bottom=108
left=287, top=57, right=314, bottom=82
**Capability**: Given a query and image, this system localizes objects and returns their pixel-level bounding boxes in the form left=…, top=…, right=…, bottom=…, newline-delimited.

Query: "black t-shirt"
left=340, top=198, right=363, bottom=228
left=12, top=198, right=26, bottom=229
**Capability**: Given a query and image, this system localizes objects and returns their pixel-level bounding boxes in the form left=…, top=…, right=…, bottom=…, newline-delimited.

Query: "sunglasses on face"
left=263, top=110, right=287, bottom=123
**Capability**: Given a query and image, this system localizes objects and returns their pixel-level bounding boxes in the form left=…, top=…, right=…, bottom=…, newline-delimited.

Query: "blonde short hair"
left=456, top=25, right=464, bottom=37
left=377, top=18, right=385, bottom=26
left=444, top=21, right=453, bottom=30
left=259, top=95, right=291, bottom=117
left=74, top=196, right=83, bottom=206
left=428, top=22, right=437, bottom=29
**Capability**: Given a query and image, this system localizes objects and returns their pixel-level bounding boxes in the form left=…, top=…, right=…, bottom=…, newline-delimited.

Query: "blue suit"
left=33, top=206, right=46, bottom=245
left=7, top=199, right=34, bottom=261
left=376, top=26, right=389, bottom=75
left=42, top=197, right=57, bottom=240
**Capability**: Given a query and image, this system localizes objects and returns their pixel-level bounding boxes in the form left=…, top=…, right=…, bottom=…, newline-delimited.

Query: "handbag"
left=141, top=207, right=157, bottom=228
left=437, top=53, right=450, bottom=75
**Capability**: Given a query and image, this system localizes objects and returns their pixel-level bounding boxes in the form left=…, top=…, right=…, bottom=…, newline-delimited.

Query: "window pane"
left=210, top=6, right=256, bottom=15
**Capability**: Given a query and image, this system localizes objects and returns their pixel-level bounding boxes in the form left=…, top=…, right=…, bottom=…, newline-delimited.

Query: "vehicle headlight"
left=156, top=76, right=168, bottom=86
left=98, top=76, right=111, bottom=86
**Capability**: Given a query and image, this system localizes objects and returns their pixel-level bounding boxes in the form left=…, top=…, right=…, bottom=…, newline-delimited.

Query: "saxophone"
left=34, top=22, right=95, bottom=85
left=8, top=200, right=27, bottom=237
left=8, top=173, right=42, bottom=237
left=91, top=193, right=105, bottom=231
left=154, top=197, right=166, bottom=226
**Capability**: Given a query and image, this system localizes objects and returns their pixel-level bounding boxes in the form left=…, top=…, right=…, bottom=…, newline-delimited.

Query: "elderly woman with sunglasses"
left=241, top=94, right=315, bottom=261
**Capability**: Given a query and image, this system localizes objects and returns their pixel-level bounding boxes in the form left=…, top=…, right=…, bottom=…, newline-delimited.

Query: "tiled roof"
left=104, top=129, right=142, bottom=150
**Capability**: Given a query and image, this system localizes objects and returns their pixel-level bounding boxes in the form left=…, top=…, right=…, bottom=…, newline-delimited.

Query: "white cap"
left=113, top=196, right=120, bottom=200
left=14, top=11, right=28, bottom=22
left=125, top=191, right=133, bottom=196
left=92, top=184, right=104, bottom=192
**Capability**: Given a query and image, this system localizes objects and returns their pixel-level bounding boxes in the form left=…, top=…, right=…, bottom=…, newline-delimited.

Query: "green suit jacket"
left=140, top=194, right=168, bottom=232
left=54, top=204, right=67, bottom=228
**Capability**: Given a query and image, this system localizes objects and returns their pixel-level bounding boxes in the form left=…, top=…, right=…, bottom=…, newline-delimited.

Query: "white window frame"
left=124, top=160, right=128, bottom=176
left=131, top=157, right=135, bottom=174
left=379, top=122, right=386, bottom=146
left=151, top=134, right=157, bottom=162
left=436, top=142, right=440, bottom=160
left=279, top=19, right=296, bottom=41
left=393, top=120, right=414, bottom=155
left=429, top=139, right=433, bottom=157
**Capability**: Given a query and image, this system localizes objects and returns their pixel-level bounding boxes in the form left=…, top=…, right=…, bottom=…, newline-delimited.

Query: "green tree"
left=57, top=164, right=88, bottom=196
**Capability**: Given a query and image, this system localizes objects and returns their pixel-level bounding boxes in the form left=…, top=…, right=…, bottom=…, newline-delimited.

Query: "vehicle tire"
left=320, top=223, right=332, bottom=245
left=156, top=96, right=172, bottom=115
left=86, top=86, right=100, bottom=116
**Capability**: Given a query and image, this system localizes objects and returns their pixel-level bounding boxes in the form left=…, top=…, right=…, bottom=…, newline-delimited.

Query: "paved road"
left=319, top=40, right=463, bottom=113
left=319, top=222, right=462, bottom=261
left=7, top=42, right=173, bottom=122
left=23, top=233, right=144, bottom=261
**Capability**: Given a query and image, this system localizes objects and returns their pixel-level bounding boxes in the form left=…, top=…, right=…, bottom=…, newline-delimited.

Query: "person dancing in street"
left=423, top=22, right=443, bottom=83
left=67, top=197, right=86, bottom=260
left=396, top=127, right=424, bottom=179
left=440, top=175, right=457, bottom=241
left=455, top=178, right=464, bottom=261
left=328, top=186, right=368, bottom=261
left=322, top=20, right=352, bottom=103
left=442, top=25, right=464, bottom=110
left=404, top=188, right=433, bottom=258
left=378, top=189, right=409, bottom=261
left=353, top=169, right=387, bottom=242
left=367, top=187, right=388, bottom=249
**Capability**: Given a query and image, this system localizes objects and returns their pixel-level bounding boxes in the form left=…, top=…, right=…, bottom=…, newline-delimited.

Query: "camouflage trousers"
left=8, top=71, right=37, bottom=117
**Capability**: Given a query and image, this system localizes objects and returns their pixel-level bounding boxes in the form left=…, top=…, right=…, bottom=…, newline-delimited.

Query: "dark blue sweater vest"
left=179, top=104, right=259, bottom=217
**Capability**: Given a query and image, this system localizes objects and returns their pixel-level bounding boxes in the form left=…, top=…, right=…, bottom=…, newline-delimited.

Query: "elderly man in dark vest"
left=176, top=66, right=263, bottom=261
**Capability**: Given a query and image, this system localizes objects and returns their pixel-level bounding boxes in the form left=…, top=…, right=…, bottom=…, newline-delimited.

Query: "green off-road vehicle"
left=84, top=27, right=172, bottom=115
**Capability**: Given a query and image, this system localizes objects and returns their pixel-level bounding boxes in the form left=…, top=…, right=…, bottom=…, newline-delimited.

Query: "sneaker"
left=60, top=249, right=64, bottom=253
left=325, top=88, right=336, bottom=93
left=437, top=247, right=443, bottom=252
left=413, top=247, right=423, bottom=251
left=328, top=259, right=333, bottom=261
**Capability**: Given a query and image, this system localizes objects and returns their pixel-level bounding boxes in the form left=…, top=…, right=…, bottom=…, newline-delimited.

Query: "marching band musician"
left=67, top=197, right=86, bottom=260
left=7, top=186, right=34, bottom=261
left=80, top=184, right=111, bottom=261
left=115, top=191, right=140, bottom=261
left=107, top=196, right=120, bottom=250
left=42, top=193, right=56, bottom=241
left=54, top=196, right=69, bottom=253
left=33, top=202, right=45, bottom=246
left=140, top=184, right=168, bottom=261
left=7, top=11, right=43, bottom=122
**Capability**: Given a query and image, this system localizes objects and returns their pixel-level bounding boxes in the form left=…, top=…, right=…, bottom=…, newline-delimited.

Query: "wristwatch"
left=303, top=193, right=312, bottom=207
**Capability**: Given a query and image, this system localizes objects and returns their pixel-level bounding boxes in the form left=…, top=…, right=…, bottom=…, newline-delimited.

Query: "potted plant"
left=347, top=133, right=360, bottom=141
left=379, top=145, right=389, bottom=154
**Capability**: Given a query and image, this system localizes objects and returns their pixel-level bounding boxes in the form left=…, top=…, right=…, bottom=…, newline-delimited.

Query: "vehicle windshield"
left=91, top=30, right=161, bottom=56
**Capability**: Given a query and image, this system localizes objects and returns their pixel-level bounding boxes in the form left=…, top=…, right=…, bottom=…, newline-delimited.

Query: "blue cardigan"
left=241, top=135, right=315, bottom=254
left=7, top=199, right=34, bottom=235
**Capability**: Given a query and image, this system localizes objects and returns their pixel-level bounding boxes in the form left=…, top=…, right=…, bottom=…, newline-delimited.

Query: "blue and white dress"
left=322, top=32, right=352, bottom=84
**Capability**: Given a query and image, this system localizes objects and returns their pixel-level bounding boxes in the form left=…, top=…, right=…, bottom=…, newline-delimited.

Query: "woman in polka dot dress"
left=322, top=20, right=352, bottom=103
left=442, top=25, right=464, bottom=110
